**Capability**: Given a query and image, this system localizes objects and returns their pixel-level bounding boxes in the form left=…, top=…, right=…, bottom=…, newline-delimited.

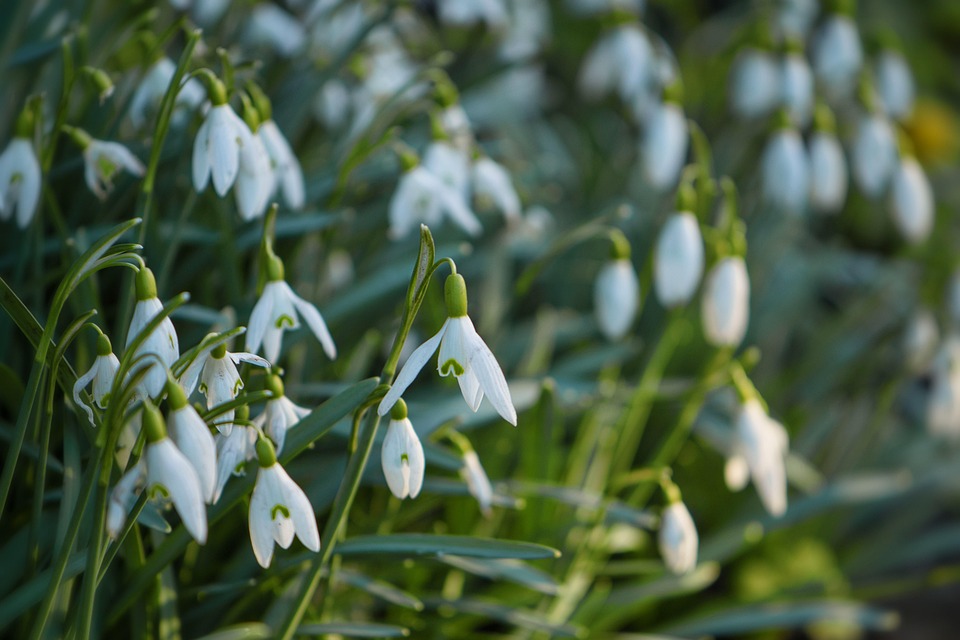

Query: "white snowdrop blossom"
left=851, top=112, right=898, bottom=199
left=380, top=400, right=425, bottom=500
left=928, top=338, right=960, bottom=441
left=166, top=382, right=217, bottom=504
left=246, top=264, right=337, bottom=363
left=461, top=450, right=494, bottom=517
left=472, top=156, right=521, bottom=222
left=128, top=57, right=204, bottom=129
left=659, top=501, right=698, bottom=575
left=777, top=0, right=818, bottom=39
left=811, top=14, right=862, bottom=98
left=143, top=402, right=208, bottom=543
left=578, top=25, right=654, bottom=104
left=904, top=308, right=939, bottom=373
left=594, top=257, right=639, bottom=341
left=82, top=139, right=145, bottom=201
left=107, top=463, right=145, bottom=540
left=182, top=341, right=269, bottom=436
left=243, top=4, right=306, bottom=57
left=126, top=268, right=179, bottom=399
left=234, top=128, right=273, bottom=221
left=378, top=274, right=517, bottom=426
left=192, top=99, right=255, bottom=197
left=729, top=399, right=789, bottom=516
left=0, top=137, right=41, bottom=228
left=701, top=256, right=750, bottom=348
left=654, top=211, right=704, bottom=308
left=254, top=374, right=310, bottom=455
left=73, top=333, right=120, bottom=426
left=729, top=48, right=780, bottom=119
left=642, top=100, right=688, bottom=190
left=248, top=438, right=320, bottom=568
left=259, top=120, right=305, bottom=210
left=389, top=164, right=481, bottom=239
left=781, top=51, right=813, bottom=127
left=440, top=104, right=474, bottom=152
left=762, top=126, right=808, bottom=215
left=214, top=423, right=257, bottom=503
left=808, top=130, right=848, bottom=214
left=423, top=140, right=471, bottom=201
left=889, top=156, right=934, bottom=244
left=875, top=49, right=915, bottom=120
left=314, top=80, right=351, bottom=130
left=437, top=0, right=508, bottom=28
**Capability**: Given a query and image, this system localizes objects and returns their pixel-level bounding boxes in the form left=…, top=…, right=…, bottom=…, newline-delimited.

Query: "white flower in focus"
left=594, top=258, right=639, bottom=341
left=389, top=164, right=482, bottom=239
left=472, top=156, right=521, bottom=222
left=461, top=450, right=494, bottom=517
left=378, top=274, right=517, bottom=426
left=246, top=264, right=337, bottom=364
left=808, top=130, right=848, bottom=214
left=578, top=25, right=654, bottom=104
left=248, top=438, right=320, bottom=568
left=73, top=332, right=120, bottom=426
left=701, top=256, right=750, bottom=348
left=380, top=400, right=425, bottom=500
left=244, top=4, right=306, bottom=57
left=889, top=156, right=934, bottom=244
left=761, top=125, right=808, bottom=215
left=192, top=101, right=255, bottom=197
left=214, top=424, right=257, bottom=503
left=642, top=100, right=688, bottom=191
left=729, top=48, right=780, bottom=119
left=181, top=341, right=269, bottom=436
left=82, top=139, right=145, bottom=200
left=851, top=112, right=898, bottom=199
left=260, top=120, right=305, bottom=210
left=234, top=129, right=273, bottom=221
left=875, top=49, right=914, bottom=120
left=654, top=211, right=704, bottom=308
left=0, top=137, right=41, bottom=228
left=126, top=268, right=179, bottom=399
left=437, top=0, right=508, bottom=28
left=659, top=501, right=698, bottom=575
left=166, top=381, right=218, bottom=504
left=128, top=57, right=204, bottom=129
left=107, top=463, right=145, bottom=539
left=730, top=399, right=789, bottom=516
left=781, top=51, right=813, bottom=127
left=254, top=374, right=310, bottom=455
left=811, top=14, right=862, bottom=98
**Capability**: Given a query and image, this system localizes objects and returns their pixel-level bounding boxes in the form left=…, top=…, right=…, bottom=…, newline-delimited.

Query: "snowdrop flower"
left=889, top=155, right=934, bottom=244
left=192, top=78, right=255, bottom=198
left=128, top=57, right=204, bottom=129
left=729, top=399, right=789, bottom=516
left=260, top=119, right=305, bottom=210
left=875, top=47, right=914, bottom=121
left=659, top=499, right=698, bottom=575
left=73, top=332, right=120, bottom=426
left=313, top=80, right=351, bottom=130
left=254, top=373, right=310, bottom=455
left=437, top=0, right=508, bottom=28
left=0, top=129, right=41, bottom=228
left=594, top=237, right=639, bottom=341
left=777, top=0, right=818, bottom=39
left=472, top=155, right=521, bottom=222
left=143, top=401, right=208, bottom=543
left=248, top=437, right=320, bottom=568
left=461, top=450, right=494, bottom=517
left=811, top=12, right=862, bottom=99
left=243, top=4, right=306, bottom=57
left=903, top=308, right=938, bottom=373
left=928, top=338, right=960, bottom=441
left=107, top=463, right=145, bottom=540
left=214, top=406, right=257, bottom=503
left=851, top=111, right=898, bottom=199
left=701, top=256, right=750, bottom=348
left=378, top=274, right=517, bottom=426
left=246, top=255, right=336, bottom=363
left=761, top=116, right=808, bottom=215
left=80, top=136, right=145, bottom=201
left=440, top=104, right=474, bottom=152
left=424, top=140, right=471, bottom=202
left=126, top=267, right=179, bottom=399
left=780, top=45, right=814, bottom=127
left=165, top=380, right=217, bottom=503
left=729, top=47, right=780, bottom=119
left=578, top=24, right=654, bottom=104
left=183, top=340, right=269, bottom=436
left=234, top=124, right=273, bottom=221
left=389, top=153, right=481, bottom=239
left=642, top=92, right=688, bottom=191
left=654, top=207, right=704, bottom=308
left=381, top=399, right=425, bottom=500
left=808, top=107, right=848, bottom=214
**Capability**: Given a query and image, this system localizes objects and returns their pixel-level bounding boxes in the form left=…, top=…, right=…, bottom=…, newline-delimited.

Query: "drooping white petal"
left=260, top=120, right=305, bottom=209
left=168, top=405, right=218, bottom=503
left=852, top=113, right=898, bottom=198
left=762, top=128, right=808, bottom=215
left=127, top=297, right=180, bottom=399
left=248, top=467, right=277, bottom=567
left=147, top=438, right=208, bottom=543
left=889, top=156, right=934, bottom=244
left=729, top=48, right=780, bottom=119
left=594, top=259, right=639, bottom=340
left=642, top=102, right=688, bottom=191
left=234, top=131, right=272, bottom=221
left=230, top=351, right=272, bottom=368
left=781, top=53, right=813, bottom=127
left=461, top=450, right=493, bottom=517
left=658, top=501, right=698, bottom=575
left=701, top=257, right=750, bottom=348
left=875, top=50, right=914, bottom=120
left=654, top=212, right=704, bottom=308
left=214, top=425, right=256, bottom=503
left=245, top=284, right=276, bottom=357
left=107, top=463, right=145, bottom=539
left=463, top=318, right=517, bottom=426
left=72, top=361, right=101, bottom=426
left=91, top=353, right=120, bottom=408
left=192, top=115, right=212, bottom=191
left=208, top=105, right=244, bottom=196
left=808, top=131, right=848, bottom=214
left=285, top=282, right=337, bottom=359
left=457, top=368, right=484, bottom=412
left=249, top=463, right=319, bottom=567
left=472, top=157, right=521, bottom=221
left=275, top=465, right=321, bottom=551
left=424, top=141, right=471, bottom=200
left=812, top=15, right=862, bottom=98
left=378, top=321, right=449, bottom=416
left=736, top=400, right=789, bottom=516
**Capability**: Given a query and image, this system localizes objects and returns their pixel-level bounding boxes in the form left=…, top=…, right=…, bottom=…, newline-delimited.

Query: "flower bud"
left=594, top=258, right=639, bottom=341
left=889, top=156, right=933, bottom=244
left=658, top=501, right=698, bottom=575
left=762, top=125, right=808, bottom=215
left=654, top=212, right=704, bottom=308
left=701, top=256, right=750, bottom=348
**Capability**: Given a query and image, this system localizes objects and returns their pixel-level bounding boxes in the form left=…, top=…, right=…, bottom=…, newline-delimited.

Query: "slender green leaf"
left=336, top=534, right=560, bottom=560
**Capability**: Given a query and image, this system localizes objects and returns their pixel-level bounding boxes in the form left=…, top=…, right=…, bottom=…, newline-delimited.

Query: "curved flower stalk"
left=594, top=235, right=639, bottom=341
left=378, top=273, right=517, bottom=426
left=165, top=380, right=217, bottom=504
left=254, top=373, right=310, bottom=455
left=811, top=10, right=862, bottom=99
left=655, top=208, right=704, bottom=308
left=851, top=111, right=898, bottom=199
left=578, top=24, right=654, bottom=105
left=729, top=46, right=780, bottom=119
left=889, top=155, right=934, bottom=244
left=380, top=399, right=425, bottom=500
left=246, top=255, right=336, bottom=363
left=389, top=151, right=481, bottom=239
left=701, top=256, right=750, bottom=349
left=0, top=112, right=41, bottom=228
left=73, top=332, right=120, bottom=425
left=761, top=114, right=808, bottom=215
left=658, top=496, right=698, bottom=575
left=641, top=89, right=688, bottom=190
left=128, top=57, right=204, bottom=129
left=728, top=399, right=789, bottom=517
left=472, top=155, right=521, bottom=222
left=248, top=436, right=320, bottom=568
left=807, top=106, right=848, bottom=214
left=126, top=267, right=180, bottom=399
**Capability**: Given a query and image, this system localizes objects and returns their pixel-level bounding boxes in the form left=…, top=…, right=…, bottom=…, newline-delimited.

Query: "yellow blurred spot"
left=903, top=98, right=959, bottom=166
